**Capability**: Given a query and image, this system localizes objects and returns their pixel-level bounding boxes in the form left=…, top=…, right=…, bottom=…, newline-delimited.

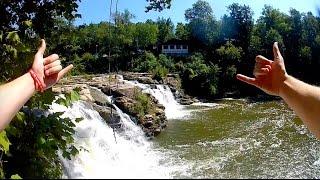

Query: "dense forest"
left=25, top=0, right=320, bottom=99
left=1, top=0, right=320, bottom=178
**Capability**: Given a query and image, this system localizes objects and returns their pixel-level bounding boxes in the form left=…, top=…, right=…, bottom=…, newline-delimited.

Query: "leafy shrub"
left=132, top=90, right=151, bottom=117
left=180, top=53, right=220, bottom=97
left=152, top=65, right=168, bottom=82
left=133, top=51, right=158, bottom=72
left=158, top=54, right=174, bottom=71
left=0, top=90, right=82, bottom=179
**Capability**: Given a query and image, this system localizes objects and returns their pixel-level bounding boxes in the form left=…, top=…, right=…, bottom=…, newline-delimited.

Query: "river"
left=154, top=99, right=320, bottom=178
left=54, top=82, right=320, bottom=178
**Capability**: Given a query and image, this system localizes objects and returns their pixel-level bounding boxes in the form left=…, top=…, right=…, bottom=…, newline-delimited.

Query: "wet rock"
left=89, top=87, right=111, bottom=106
left=114, top=96, right=137, bottom=116
left=150, top=84, right=157, bottom=89
left=102, top=85, right=138, bottom=99
left=154, top=128, right=161, bottom=136
left=155, top=108, right=165, bottom=116
left=179, top=98, right=194, bottom=105
left=137, top=77, right=155, bottom=84
left=92, top=104, right=121, bottom=126
left=143, top=121, right=154, bottom=128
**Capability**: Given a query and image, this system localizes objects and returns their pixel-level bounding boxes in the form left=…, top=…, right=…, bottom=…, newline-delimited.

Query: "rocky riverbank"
left=51, top=73, right=168, bottom=137
left=52, top=72, right=199, bottom=137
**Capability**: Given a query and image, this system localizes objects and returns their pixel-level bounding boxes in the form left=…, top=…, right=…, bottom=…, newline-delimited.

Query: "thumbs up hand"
left=236, top=42, right=288, bottom=96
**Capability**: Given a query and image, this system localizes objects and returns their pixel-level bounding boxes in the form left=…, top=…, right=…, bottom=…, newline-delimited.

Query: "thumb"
left=58, top=64, right=73, bottom=80
left=273, top=42, right=283, bottom=62
left=236, top=74, right=259, bottom=88
left=36, top=39, right=46, bottom=56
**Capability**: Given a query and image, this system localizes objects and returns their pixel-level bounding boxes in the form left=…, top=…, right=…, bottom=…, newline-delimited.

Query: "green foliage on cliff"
left=152, top=65, right=169, bottom=82
left=133, top=89, right=152, bottom=117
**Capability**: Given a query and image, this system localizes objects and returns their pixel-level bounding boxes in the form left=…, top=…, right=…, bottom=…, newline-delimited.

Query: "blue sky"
left=75, top=0, right=320, bottom=26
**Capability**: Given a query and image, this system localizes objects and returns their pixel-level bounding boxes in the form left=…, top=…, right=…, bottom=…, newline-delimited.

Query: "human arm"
left=237, top=42, right=320, bottom=139
left=0, top=39, right=73, bottom=131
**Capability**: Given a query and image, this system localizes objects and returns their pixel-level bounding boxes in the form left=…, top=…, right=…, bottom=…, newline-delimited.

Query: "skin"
left=0, top=39, right=73, bottom=131
left=237, top=42, right=320, bottom=139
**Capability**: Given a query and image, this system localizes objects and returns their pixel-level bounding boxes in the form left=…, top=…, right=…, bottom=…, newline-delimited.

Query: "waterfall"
left=117, top=75, right=189, bottom=119
left=50, top=101, right=170, bottom=179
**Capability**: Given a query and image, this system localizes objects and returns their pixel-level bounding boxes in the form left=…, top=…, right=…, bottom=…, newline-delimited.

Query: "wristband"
left=29, top=69, right=46, bottom=92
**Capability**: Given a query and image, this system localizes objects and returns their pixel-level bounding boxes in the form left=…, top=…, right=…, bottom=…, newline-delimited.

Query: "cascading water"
left=48, top=75, right=320, bottom=178
left=49, top=75, right=220, bottom=178
left=50, top=101, right=170, bottom=178
left=117, top=75, right=189, bottom=119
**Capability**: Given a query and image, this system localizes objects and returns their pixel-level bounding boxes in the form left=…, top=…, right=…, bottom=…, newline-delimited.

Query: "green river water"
left=154, top=99, right=320, bottom=178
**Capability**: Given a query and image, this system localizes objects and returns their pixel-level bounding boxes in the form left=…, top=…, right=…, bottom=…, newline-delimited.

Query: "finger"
left=44, top=60, right=61, bottom=70
left=36, top=39, right=46, bottom=56
left=236, top=74, right=258, bottom=87
left=58, top=64, right=73, bottom=80
left=265, top=65, right=272, bottom=71
left=254, top=68, right=270, bottom=76
left=273, top=42, right=283, bottom=61
left=44, top=54, right=59, bottom=65
left=254, top=63, right=272, bottom=72
left=45, top=65, right=62, bottom=76
left=255, top=55, right=273, bottom=65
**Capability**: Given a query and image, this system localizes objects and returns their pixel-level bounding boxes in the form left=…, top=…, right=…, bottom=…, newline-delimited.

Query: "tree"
left=223, top=3, right=254, bottom=52
left=114, top=9, right=135, bottom=25
left=175, top=23, right=189, bottom=40
left=145, top=0, right=172, bottom=12
left=0, top=0, right=80, bottom=38
left=185, top=0, right=214, bottom=22
left=216, top=41, right=243, bottom=92
left=180, top=53, right=220, bottom=97
left=156, top=18, right=175, bottom=43
left=185, top=0, right=217, bottom=45
left=134, top=23, right=159, bottom=49
left=254, top=5, right=289, bottom=56
left=286, top=9, right=303, bottom=67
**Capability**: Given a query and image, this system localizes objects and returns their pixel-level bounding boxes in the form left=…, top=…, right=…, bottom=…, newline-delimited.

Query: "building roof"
left=161, top=39, right=189, bottom=45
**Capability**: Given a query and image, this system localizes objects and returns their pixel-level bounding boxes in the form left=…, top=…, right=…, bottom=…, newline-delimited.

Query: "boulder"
left=89, top=87, right=111, bottom=106
left=102, top=85, right=138, bottom=98
left=154, top=128, right=161, bottom=136
left=79, top=88, right=94, bottom=102
left=137, top=77, right=155, bottom=84
left=179, top=98, right=194, bottom=105
left=92, top=104, right=121, bottom=127
left=114, top=96, right=137, bottom=116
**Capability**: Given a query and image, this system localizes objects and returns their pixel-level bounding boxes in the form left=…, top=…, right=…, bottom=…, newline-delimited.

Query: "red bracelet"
left=29, top=69, right=46, bottom=92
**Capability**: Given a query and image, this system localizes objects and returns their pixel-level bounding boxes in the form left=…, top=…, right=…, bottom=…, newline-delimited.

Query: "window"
left=170, top=45, right=175, bottom=49
left=183, top=45, right=188, bottom=49
left=163, top=45, right=168, bottom=49
left=176, top=45, right=182, bottom=49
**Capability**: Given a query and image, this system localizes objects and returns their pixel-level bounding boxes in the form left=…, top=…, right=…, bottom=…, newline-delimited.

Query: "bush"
left=133, top=51, right=158, bottom=72
left=180, top=53, right=220, bottom=97
left=70, top=54, right=85, bottom=75
left=132, top=90, right=151, bottom=117
left=1, top=90, right=82, bottom=179
left=158, top=54, right=174, bottom=71
left=152, top=65, right=168, bottom=82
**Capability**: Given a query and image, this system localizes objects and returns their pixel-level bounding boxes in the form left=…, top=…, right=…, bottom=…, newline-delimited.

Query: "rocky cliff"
left=52, top=73, right=167, bottom=137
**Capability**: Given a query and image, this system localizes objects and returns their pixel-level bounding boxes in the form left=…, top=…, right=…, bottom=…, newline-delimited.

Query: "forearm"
left=280, top=75, right=320, bottom=138
left=0, top=73, right=35, bottom=130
